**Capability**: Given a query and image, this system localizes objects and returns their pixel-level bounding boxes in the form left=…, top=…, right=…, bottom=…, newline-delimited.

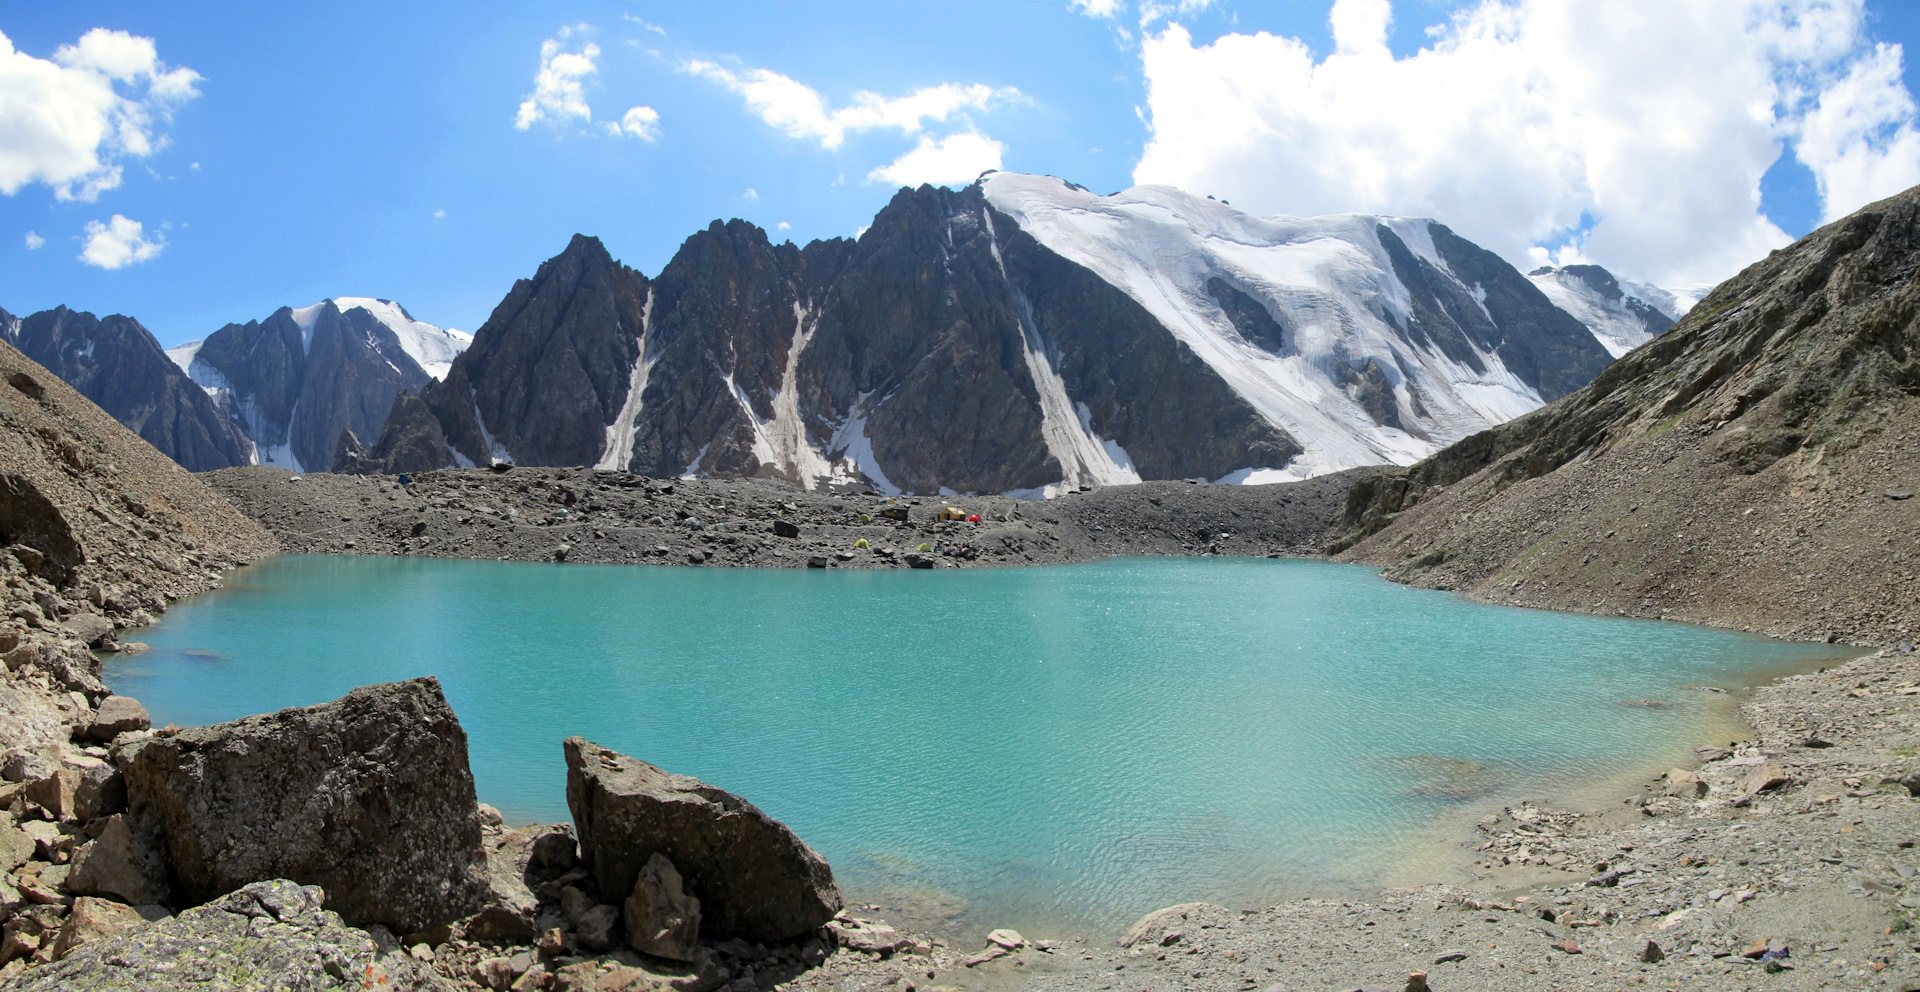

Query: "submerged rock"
left=8, top=879, right=452, bottom=990
left=563, top=737, right=841, bottom=943
left=116, top=677, right=489, bottom=934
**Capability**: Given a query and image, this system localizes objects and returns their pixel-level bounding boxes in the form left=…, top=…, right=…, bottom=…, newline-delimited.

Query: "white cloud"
left=610, top=105, right=660, bottom=140
left=868, top=130, right=1004, bottom=187
left=777, top=221, right=791, bottom=231
left=1793, top=41, right=1920, bottom=222
left=1132, top=0, right=1920, bottom=287
left=515, top=35, right=601, bottom=131
left=23, top=231, right=43, bottom=249
left=743, top=187, right=758, bottom=200
left=0, top=28, right=201, bottom=201
left=685, top=60, right=1020, bottom=150
left=433, top=208, right=445, bottom=219
left=1071, top=0, right=1126, bottom=15
left=623, top=14, right=667, bottom=36
left=78, top=214, right=162, bottom=269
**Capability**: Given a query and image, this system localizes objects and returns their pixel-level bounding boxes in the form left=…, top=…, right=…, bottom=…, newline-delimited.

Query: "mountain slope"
left=9, top=307, right=254, bottom=471
left=1333, top=185, right=1920, bottom=644
left=171, top=299, right=470, bottom=472
left=367, top=175, right=1621, bottom=493
left=1527, top=264, right=1683, bottom=357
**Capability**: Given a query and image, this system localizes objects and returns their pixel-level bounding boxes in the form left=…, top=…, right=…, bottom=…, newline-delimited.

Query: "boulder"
left=21, top=768, right=79, bottom=820
left=772, top=519, right=800, bottom=539
left=48, top=896, right=162, bottom=961
left=4, top=879, right=454, bottom=991
left=564, top=737, right=842, bottom=943
left=464, top=825, right=550, bottom=945
left=71, top=762, right=125, bottom=822
left=0, top=473, right=83, bottom=583
left=1732, top=761, right=1788, bottom=805
left=60, top=613, right=114, bottom=650
left=0, top=823, right=33, bottom=872
left=1662, top=768, right=1707, bottom=798
left=83, top=695, right=150, bottom=743
left=626, top=852, right=701, bottom=962
left=116, top=677, right=490, bottom=933
left=575, top=904, right=618, bottom=952
left=68, top=814, right=169, bottom=906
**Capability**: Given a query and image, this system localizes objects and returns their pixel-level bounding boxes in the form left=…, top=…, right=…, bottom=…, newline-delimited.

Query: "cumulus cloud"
left=609, top=105, right=660, bottom=140
left=1132, top=0, right=1920, bottom=287
left=868, top=130, right=1004, bottom=187
left=0, top=27, right=201, bottom=202
left=78, top=214, right=162, bottom=269
left=515, top=33, right=601, bottom=131
left=685, top=60, right=1019, bottom=150
left=23, top=231, right=43, bottom=249
left=1070, top=0, right=1127, bottom=15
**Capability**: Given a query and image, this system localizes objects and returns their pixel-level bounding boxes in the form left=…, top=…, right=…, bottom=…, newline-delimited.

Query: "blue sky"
left=2, top=0, right=1918, bottom=347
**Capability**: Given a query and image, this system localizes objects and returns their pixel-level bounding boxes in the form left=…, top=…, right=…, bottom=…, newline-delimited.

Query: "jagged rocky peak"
left=0, top=305, right=18, bottom=343
left=170, top=297, right=470, bottom=473
left=1527, top=263, right=1685, bottom=358
left=404, top=233, right=652, bottom=471
left=368, top=173, right=1630, bottom=494
left=9, top=305, right=254, bottom=471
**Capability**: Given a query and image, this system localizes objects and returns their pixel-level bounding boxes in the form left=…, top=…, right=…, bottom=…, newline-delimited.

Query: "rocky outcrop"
left=563, top=738, right=841, bottom=944
left=116, top=678, right=490, bottom=934
left=1335, top=183, right=1920, bottom=644
left=177, top=299, right=466, bottom=472
left=9, top=307, right=254, bottom=471
left=5, top=879, right=453, bottom=991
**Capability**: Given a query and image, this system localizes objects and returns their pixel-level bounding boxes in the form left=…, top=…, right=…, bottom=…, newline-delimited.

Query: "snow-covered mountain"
left=361, top=174, right=1633, bottom=493
left=1526, top=264, right=1686, bottom=358
left=170, top=299, right=470, bottom=472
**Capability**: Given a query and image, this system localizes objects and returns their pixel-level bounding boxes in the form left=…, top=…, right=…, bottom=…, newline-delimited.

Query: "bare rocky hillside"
left=1334, top=185, right=1920, bottom=645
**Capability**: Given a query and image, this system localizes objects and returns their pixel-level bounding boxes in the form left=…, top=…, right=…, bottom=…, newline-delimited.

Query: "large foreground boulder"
left=7, top=879, right=453, bottom=991
left=563, top=738, right=840, bottom=944
left=116, top=678, right=489, bottom=934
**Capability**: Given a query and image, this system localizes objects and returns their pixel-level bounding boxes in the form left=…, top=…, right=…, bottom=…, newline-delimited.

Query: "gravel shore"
left=751, top=646, right=1920, bottom=992
left=200, top=465, right=1372, bottom=570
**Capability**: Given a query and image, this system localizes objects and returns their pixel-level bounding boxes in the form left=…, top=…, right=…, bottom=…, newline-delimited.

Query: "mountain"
left=1333, top=184, right=1920, bottom=644
left=5, top=306, right=255, bottom=472
left=168, top=299, right=471, bottom=473
left=1527, top=264, right=1685, bottom=357
left=365, top=174, right=1621, bottom=493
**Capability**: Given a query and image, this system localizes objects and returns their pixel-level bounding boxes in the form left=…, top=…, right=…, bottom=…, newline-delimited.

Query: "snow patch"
left=165, top=340, right=202, bottom=375
left=983, top=173, right=1540, bottom=480
left=596, top=289, right=655, bottom=471
left=332, top=297, right=472, bottom=380
left=1527, top=268, right=1685, bottom=358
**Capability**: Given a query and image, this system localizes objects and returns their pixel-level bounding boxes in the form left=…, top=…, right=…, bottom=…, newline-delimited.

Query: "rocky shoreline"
left=199, top=465, right=1372, bottom=571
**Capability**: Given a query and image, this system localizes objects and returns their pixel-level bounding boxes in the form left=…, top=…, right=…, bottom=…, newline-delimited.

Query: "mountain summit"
left=167, top=299, right=471, bottom=473
left=365, top=173, right=1635, bottom=493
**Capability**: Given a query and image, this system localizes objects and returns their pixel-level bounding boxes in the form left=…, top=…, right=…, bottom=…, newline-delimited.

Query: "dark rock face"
left=563, top=737, right=842, bottom=943
left=116, top=678, right=489, bottom=934
left=1376, top=226, right=1613, bottom=403
left=7, top=879, right=453, bottom=991
left=357, top=390, right=454, bottom=475
left=188, top=302, right=437, bottom=472
left=413, top=235, right=651, bottom=470
left=1555, top=264, right=1676, bottom=337
left=10, top=307, right=253, bottom=471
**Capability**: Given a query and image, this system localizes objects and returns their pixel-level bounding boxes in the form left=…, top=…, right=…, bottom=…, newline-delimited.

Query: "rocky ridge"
left=4, top=307, right=253, bottom=472
left=361, top=176, right=1632, bottom=495
left=168, top=298, right=470, bottom=473
left=1334, top=184, right=1920, bottom=645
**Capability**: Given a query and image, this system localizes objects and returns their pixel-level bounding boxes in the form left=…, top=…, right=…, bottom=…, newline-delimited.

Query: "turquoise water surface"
left=106, top=555, right=1844, bottom=935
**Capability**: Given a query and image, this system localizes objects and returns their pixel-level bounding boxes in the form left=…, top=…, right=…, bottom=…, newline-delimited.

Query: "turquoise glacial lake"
left=105, top=555, right=1845, bottom=936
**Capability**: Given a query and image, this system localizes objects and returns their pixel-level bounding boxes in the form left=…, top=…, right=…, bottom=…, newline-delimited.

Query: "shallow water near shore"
left=106, top=554, right=1847, bottom=937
